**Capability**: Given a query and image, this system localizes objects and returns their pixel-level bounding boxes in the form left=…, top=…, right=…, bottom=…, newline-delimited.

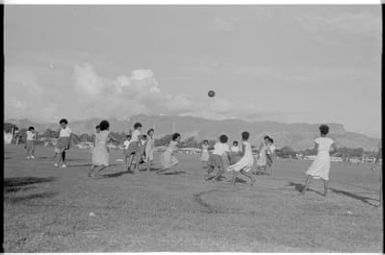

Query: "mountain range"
left=5, top=115, right=380, bottom=151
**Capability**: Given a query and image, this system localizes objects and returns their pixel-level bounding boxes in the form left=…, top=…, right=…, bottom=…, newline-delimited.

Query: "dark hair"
left=242, top=131, right=250, bottom=141
left=96, top=125, right=100, bottom=129
left=203, top=139, right=209, bottom=144
left=147, top=128, right=154, bottom=135
left=172, top=133, right=181, bottom=141
left=126, top=134, right=131, bottom=139
left=99, top=120, right=110, bottom=131
left=28, top=126, right=35, bottom=131
left=59, top=118, right=68, bottom=124
left=233, top=140, right=238, bottom=145
left=134, top=122, right=142, bottom=129
left=264, top=135, right=270, bottom=140
left=319, top=124, right=329, bottom=135
left=141, top=134, right=147, bottom=140
left=219, top=135, right=228, bottom=143
left=268, top=138, right=274, bottom=143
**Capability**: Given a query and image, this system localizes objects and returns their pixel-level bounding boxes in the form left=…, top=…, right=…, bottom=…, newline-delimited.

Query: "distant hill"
left=5, top=115, right=380, bottom=151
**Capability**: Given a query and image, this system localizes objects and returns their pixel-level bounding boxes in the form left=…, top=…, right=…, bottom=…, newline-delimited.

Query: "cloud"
left=5, top=61, right=279, bottom=124
left=296, top=10, right=381, bottom=37
left=208, top=16, right=240, bottom=32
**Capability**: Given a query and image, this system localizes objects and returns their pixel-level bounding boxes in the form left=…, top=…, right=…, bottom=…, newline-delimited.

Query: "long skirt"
left=92, top=145, right=109, bottom=166
left=305, top=152, right=331, bottom=181
left=228, top=155, right=254, bottom=173
left=160, top=151, right=178, bottom=169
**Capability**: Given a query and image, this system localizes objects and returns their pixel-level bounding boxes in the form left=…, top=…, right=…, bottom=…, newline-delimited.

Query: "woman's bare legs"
left=322, top=179, right=329, bottom=196
left=301, top=175, right=312, bottom=194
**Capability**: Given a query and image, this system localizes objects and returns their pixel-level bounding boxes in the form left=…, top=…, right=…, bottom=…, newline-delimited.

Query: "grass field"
left=3, top=144, right=383, bottom=252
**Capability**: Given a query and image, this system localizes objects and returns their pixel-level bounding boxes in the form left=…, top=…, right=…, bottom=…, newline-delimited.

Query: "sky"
left=4, top=5, right=382, bottom=138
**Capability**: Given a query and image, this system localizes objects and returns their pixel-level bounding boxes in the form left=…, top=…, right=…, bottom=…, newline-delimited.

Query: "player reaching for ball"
left=228, top=131, right=256, bottom=186
left=156, top=133, right=182, bottom=175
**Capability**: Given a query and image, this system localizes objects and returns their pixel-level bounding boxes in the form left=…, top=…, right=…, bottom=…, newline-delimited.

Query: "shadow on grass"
left=38, top=156, right=55, bottom=160
left=330, top=187, right=379, bottom=207
left=233, top=177, right=248, bottom=184
left=5, top=192, right=59, bottom=204
left=138, top=167, right=162, bottom=172
left=68, top=163, right=93, bottom=168
left=100, top=170, right=131, bottom=178
left=4, top=177, right=56, bottom=193
left=68, top=163, right=120, bottom=168
left=163, top=170, right=186, bottom=175
left=287, top=182, right=325, bottom=196
left=205, top=175, right=228, bottom=182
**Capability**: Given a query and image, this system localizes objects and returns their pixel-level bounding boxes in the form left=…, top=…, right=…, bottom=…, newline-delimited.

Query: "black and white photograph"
left=3, top=1, right=383, bottom=252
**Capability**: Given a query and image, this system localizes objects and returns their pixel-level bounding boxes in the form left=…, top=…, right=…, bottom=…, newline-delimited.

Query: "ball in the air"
left=208, top=90, right=215, bottom=98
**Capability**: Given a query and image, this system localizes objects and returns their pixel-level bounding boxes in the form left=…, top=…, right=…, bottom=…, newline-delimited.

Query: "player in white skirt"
left=301, top=125, right=337, bottom=196
left=228, top=131, right=256, bottom=186
left=156, top=133, right=181, bottom=175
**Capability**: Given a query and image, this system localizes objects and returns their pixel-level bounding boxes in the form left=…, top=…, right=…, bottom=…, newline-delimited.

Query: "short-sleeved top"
left=123, top=140, right=131, bottom=150
left=131, top=130, right=141, bottom=142
left=212, top=142, right=230, bottom=156
left=59, top=127, right=72, bottom=137
left=26, top=131, right=35, bottom=141
left=230, top=145, right=240, bottom=153
left=315, top=137, right=334, bottom=153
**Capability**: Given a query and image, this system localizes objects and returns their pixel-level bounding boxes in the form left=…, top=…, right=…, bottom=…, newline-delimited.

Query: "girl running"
left=301, top=125, right=337, bottom=196
left=54, top=119, right=72, bottom=168
left=89, top=120, right=118, bottom=178
left=228, top=131, right=256, bottom=185
left=205, top=135, right=230, bottom=181
left=156, top=133, right=181, bottom=175
left=126, top=122, right=142, bottom=173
